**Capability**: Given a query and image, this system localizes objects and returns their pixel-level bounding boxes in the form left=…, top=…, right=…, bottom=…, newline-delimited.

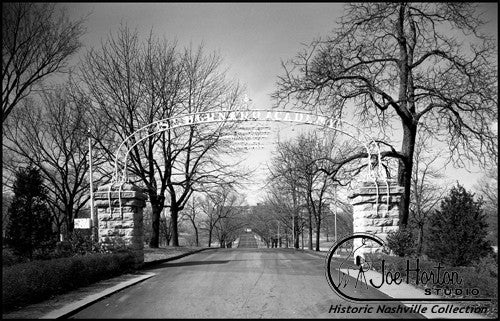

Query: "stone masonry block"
left=94, top=199, right=146, bottom=209
left=353, top=225, right=383, bottom=234
left=372, top=218, right=394, bottom=226
left=98, top=207, right=136, bottom=215
left=353, top=210, right=381, bottom=219
left=357, top=203, right=376, bottom=211
left=351, top=180, right=403, bottom=193
left=353, top=218, right=373, bottom=227
left=108, top=207, right=137, bottom=214
left=380, top=195, right=402, bottom=203
left=98, top=208, right=110, bottom=214
left=99, top=228, right=119, bottom=237
left=121, top=212, right=134, bottom=221
left=383, top=226, right=399, bottom=233
left=350, top=195, right=402, bottom=205
left=107, top=221, right=123, bottom=229
left=98, top=212, right=112, bottom=220
left=374, top=203, right=399, bottom=211
left=386, top=209, right=400, bottom=219
left=121, top=221, right=136, bottom=228
left=94, top=191, right=147, bottom=202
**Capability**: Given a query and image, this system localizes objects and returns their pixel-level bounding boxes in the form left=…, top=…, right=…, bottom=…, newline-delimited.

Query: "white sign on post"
left=74, top=218, right=92, bottom=229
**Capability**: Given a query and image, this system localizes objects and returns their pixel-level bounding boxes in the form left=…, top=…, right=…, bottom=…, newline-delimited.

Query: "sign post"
left=74, top=218, right=92, bottom=229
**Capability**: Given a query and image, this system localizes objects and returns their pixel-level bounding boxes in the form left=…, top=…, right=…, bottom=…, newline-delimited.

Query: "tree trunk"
left=149, top=194, right=165, bottom=248
left=397, top=121, right=416, bottom=228
left=315, top=217, right=321, bottom=251
left=194, top=225, right=199, bottom=247
left=170, top=205, right=179, bottom=246
left=417, top=223, right=424, bottom=255
left=308, top=210, right=313, bottom=250
left=67, top=215, right=74, bottom=236
left=396, top=3, right=416, bottom=229
left=294, top=216, right=300, bottom=249
left=208, top=225, right=212, bottom=247
left=65, top=208, right=74, bottom=236
left=292, top=189, right=300, bottom=249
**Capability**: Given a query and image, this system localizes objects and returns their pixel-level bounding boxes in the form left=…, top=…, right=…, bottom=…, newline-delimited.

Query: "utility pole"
left=334, top=184, right=337, bottom=243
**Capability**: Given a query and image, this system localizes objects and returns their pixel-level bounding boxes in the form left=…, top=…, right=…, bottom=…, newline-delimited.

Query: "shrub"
left=5, top=166, right=56, bottom=260
left=472, top=254, right=498, bottom=278
left=386, top=228, right=416, bottom=257
left=2, top=251, right=135, bottom=312
left=2, top=247, right=28, bottom=267
left=51, top=230, right=96, bottom=259
left=365, top=253, right=497, bottom=318
left=426, top=183, right=492, bottom=266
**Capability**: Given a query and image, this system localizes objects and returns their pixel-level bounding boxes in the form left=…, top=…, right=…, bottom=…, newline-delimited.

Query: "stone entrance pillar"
left=94, top=183, right=147, bottom=267
left=348, top=179, right=403, bottom=262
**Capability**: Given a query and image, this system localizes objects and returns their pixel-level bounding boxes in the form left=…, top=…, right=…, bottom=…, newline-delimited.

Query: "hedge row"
left=2, top=251, right=136, bottom=312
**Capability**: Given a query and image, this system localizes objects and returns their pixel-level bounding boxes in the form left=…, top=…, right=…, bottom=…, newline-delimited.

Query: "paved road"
left=237, top=232, right=258, bottom=248
left=69, top=246, right=424, bottom=319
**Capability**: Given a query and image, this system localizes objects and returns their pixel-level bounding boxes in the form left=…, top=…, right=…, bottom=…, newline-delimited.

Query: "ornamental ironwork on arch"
left=108, top=109, right=393, bottom=215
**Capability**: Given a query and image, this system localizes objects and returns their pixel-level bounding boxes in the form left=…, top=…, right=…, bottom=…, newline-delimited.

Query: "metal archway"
left=109, top=109, right=392, bottom=214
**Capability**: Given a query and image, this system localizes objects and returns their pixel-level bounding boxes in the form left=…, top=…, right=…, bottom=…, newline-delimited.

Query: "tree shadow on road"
left=144, top=260, right=230, bottom=270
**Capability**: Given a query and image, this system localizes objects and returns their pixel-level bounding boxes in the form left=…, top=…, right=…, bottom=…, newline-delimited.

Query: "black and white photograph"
left=2, top=2, right=498, bottom=319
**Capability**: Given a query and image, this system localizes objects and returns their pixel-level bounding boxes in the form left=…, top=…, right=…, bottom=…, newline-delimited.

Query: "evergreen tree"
left=426, top=183, right=492, bottom=266
left=5, top=166, right=56, bottom=259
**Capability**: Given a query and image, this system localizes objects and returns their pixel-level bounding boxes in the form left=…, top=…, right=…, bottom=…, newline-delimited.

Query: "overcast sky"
left=64, top=3, right=498, bottom=204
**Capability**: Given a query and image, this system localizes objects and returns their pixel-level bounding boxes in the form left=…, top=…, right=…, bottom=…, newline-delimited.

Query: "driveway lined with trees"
left=2, top=3, right=497, bottom=318
left=69, top=248, right=423, bottom=319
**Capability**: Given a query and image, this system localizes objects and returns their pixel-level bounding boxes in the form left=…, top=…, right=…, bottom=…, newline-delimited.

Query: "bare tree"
left=273, top=3, right=498, bottom=228
left=3, top=86, right=107, bottom=237
left=263, top=185, right=299, bottom=248
left=2, top=3, right=87, bottom=123
left=159, top=212, right=173, bottom=246
left=78, top=25, right=246, bottom=247
left=476, top=166, right=498, bottom=211
left=475, top=166, right=498, bottom=246
left=409, top=131, right=448, bottom=255
left=268, top=131, right=351, bottom=251
left=200, top=184, right=244, bottom=247
left=321, top=197, right=354, bottom=243
left=213, top=205, right=245, bottom=248
left=266, top=138, right=304, bottom=249
left=180, top=196, right=202, bottom=247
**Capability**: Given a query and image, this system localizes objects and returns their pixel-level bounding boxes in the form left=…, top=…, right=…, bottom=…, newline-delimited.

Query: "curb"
left=31, top=248, right=212, bottom=319
left=142, top=247, right=213, bottom=269
left=39, top=273, right=156, bottom=319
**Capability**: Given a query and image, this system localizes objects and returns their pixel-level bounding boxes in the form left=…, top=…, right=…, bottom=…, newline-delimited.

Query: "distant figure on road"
left=271, top=237, right=278, bottom=248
